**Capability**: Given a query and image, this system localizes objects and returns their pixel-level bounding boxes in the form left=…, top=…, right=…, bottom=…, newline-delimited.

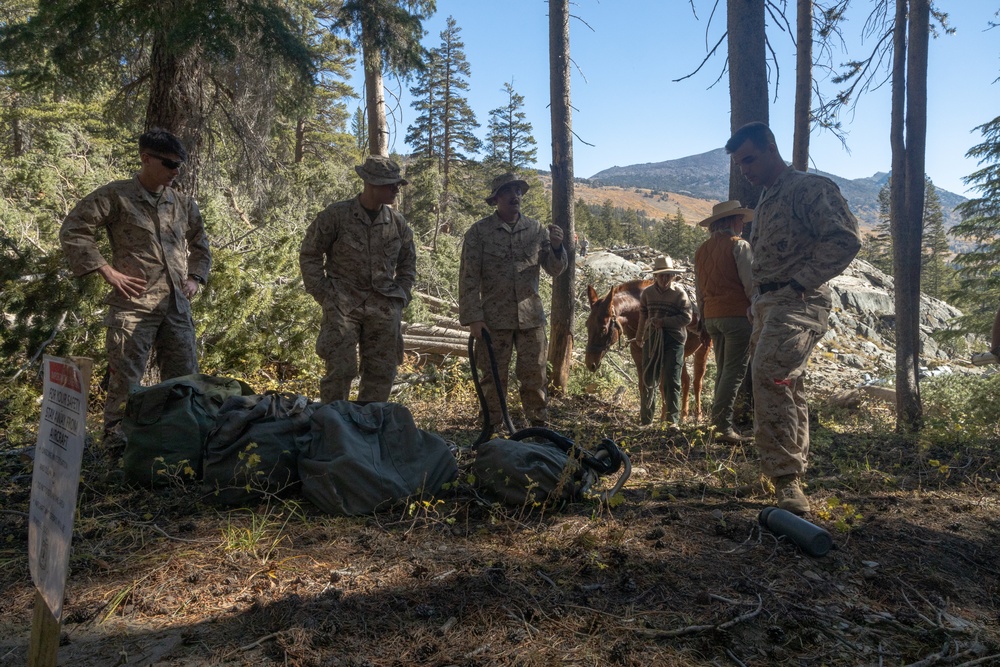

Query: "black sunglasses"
left=145, top=153, right=185, bottom=170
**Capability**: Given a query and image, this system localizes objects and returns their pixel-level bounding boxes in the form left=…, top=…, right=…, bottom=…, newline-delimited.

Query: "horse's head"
left=584, top=284, right=625, bottom=372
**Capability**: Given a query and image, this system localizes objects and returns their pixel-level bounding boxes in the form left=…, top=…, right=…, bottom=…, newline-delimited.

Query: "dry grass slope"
left=539, top=175, right=718, bottom=225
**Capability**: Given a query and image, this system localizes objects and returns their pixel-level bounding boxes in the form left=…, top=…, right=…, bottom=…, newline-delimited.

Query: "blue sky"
left=357, top=1, right=999, bottom=197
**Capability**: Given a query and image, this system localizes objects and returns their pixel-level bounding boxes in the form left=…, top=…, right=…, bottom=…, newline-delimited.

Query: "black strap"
left=468, top=331, right=517, bottom=445
left=759, top=281, right=790, bottom=295
left=468, top=333, right=624, bottom=477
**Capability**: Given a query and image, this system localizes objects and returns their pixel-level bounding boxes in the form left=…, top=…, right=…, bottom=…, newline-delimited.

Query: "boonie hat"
left=650, top=255, right=686, bottom=275
left=485, top=173, right=530, bottom=205
left=355, top=156, right=409, bottom=186
left=699, top=200, right=754, bottom=228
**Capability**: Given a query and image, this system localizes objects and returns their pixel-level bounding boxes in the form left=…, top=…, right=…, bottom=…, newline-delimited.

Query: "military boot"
left=773, top=474, right=810, bottom=515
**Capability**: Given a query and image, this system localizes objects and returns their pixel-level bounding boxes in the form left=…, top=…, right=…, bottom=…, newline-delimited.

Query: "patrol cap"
left=485, top=173, right=530, bottom=205
left=355, top=156, right=409, bottom=186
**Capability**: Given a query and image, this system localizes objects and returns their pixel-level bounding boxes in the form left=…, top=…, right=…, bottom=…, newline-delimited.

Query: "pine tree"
left=862, top=181, right=894, bottom=275
left=405, top=50, right=443, bottom=159
left=949, top=115, right=1000, bottom=337
left=0, top=0, right=316, bottom=193
left=351, top=107, right=368, bottom=153
left=408, top=16, right=480, bottom=248
left=920, top=177, right=951, bottom=299
left=335, top=0, right=434, bottom=155
left=435, top=17, right=480, bottom=163
left=485, top=80, right=537, bottom=172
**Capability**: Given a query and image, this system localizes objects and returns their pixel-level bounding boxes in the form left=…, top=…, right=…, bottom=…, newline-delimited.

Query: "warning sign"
left=28, top=356, right=90, bottom=621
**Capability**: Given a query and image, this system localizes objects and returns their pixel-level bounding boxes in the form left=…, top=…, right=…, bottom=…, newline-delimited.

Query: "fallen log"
left=402, top=323, right=469, bottom=341
left=413, top=291, right=460, bottom=316
left=402, top=336, right=468, bottom=357
left=432, top=315, right=464, bottom=330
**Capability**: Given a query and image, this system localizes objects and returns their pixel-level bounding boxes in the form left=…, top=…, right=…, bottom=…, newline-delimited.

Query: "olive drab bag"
left=121, top=374, right=254, bottom=485
left=470, top=430, right=629, bottom=508
left=202, top=392, right=321, bottom=506
left=298, top=401, right=458, bottom=516
left=471, top=438, right=586, bottom=507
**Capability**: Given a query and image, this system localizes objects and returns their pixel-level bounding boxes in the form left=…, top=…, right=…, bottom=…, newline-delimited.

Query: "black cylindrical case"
left=758, top=506, right=833, bottom=557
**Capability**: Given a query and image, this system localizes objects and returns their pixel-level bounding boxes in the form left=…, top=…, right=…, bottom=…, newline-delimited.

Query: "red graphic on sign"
left=48, top=361, right=82, bottom=392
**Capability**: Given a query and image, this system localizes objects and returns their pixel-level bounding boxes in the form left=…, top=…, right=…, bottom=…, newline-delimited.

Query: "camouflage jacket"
left=299, top=196, right=416, bottom=315
left=459, top=213, right=567, bottom=330
left=60, top=177, right=211, bottom=314
left=750, top=167, right=861, bottom=293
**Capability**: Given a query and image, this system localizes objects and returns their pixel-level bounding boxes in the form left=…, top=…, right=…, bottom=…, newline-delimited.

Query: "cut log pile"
left=404, top=292, right=469, bottom=357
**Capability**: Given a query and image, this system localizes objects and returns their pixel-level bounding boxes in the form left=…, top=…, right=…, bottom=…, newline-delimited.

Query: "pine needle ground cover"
left=2, top=367, right=1000, bottom=666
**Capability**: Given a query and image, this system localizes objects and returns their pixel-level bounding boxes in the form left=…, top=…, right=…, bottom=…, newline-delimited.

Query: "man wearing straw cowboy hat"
left=300, top=155, right=416, bottom=403
left=727, top=121, right=860, bottom=514
left=635, top=255, right=693, bottom=426
left=459, top=172, right=567, bottom=431
left=694, top=200, right=755, bottom=444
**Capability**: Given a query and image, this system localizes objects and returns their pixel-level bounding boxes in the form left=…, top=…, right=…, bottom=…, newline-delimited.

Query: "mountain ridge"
left=578, top=148, right=966, bottom=232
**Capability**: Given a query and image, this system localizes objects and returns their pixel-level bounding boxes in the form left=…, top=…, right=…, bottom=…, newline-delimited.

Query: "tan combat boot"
left=773, top=474, right=810, bottom=515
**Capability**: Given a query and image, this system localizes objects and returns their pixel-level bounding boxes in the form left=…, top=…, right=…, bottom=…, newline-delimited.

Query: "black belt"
left=758, top=281, right=790, bottom=295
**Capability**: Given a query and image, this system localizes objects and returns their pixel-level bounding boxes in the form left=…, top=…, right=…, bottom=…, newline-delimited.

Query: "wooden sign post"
left=27, top=356, right=91, bottom=667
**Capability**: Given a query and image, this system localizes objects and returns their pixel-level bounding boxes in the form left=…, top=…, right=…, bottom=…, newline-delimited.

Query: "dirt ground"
left=2, top=387, right=1000, bottom=667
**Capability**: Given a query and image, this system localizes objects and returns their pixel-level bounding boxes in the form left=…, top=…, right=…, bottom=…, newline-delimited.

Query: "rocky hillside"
left=584, top=148, right=966, bottom=233
left=579, top=248, right=982, bottom=397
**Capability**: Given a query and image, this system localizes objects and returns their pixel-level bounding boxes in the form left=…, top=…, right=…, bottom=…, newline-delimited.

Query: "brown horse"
left=585, top=279, right=712, bottom=422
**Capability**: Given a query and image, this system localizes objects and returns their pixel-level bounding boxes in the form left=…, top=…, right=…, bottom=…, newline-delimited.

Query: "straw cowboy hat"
left=355, top=155, right=409, bottom=186
left=650, top=255, right=686, bottom=275
left=485, top=172, right=530, bottom=205
left=699, top=200, right=754, bottom=228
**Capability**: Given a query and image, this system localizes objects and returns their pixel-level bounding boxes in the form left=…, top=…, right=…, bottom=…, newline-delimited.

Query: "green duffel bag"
left=122, top=374, right=254, bottom=486
left=471, top=438, right=586, bottom=508
left=202, top=392, right=320, bottom=506
left=299, top=401, right=458, bottom=516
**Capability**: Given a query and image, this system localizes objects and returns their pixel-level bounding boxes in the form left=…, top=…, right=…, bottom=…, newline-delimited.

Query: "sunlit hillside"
left=537, top=174, right=718, bottom=225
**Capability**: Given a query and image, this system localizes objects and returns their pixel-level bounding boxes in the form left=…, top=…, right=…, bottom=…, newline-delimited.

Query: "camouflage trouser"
left=751, top=286, right=830, bottom=477
left=474, top=326, right=548, bottom=428
left=317, top=293, right=403, bottom=403
left=639, top=330, right=684, bottom=425
left=104, top=304, right=198, bottom=431
left=705, top=316, right=753, bottom=433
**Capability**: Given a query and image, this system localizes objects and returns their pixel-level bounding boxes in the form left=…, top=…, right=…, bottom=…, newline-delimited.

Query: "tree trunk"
left=890, top=0, right=924, bottom=433
left=900, top=0, right=929, bottom=432
left=792, top=0, right=812, bottom=171
left=145, top=30, right=203, bottom=195
left=727, top=0, right=768, bottom=206
left=294, top=117, right=305, bottom=164
left=547, top=0, right=575, bottom=394
left=362, top=19, right=388, bottom=157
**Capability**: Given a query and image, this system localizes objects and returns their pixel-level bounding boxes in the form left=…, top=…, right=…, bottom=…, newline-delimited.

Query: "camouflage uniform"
left=60, top=177, right=211, bottom=430
left=300, top=196, right=416, bottom=403
left=749, top=167, right=861, bottom=477
left=459, top=212, right=567, bottom=427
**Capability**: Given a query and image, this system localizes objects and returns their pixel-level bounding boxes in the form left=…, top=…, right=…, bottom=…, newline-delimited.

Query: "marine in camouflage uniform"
left=60, top=129, right=211, bottom=436
left=459, top=173, right=567, bottom=430
left=728, top=122, right=861, bottom=514
left=299, top=156, right=416, bottom=403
